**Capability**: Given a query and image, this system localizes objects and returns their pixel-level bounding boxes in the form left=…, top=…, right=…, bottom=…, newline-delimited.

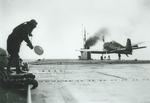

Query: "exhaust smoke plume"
left=85, top=28, right=109, bottom=48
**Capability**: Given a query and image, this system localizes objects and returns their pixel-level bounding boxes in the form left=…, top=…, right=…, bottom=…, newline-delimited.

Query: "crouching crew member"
left=7, top=19, right=37, bottom=74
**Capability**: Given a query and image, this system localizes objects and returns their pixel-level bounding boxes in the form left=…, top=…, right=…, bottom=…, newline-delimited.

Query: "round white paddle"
left=34, top=45, right=44, bottom=55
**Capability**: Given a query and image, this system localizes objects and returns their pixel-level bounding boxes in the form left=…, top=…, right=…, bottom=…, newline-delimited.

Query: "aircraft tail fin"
left=126, top=38, right=132, bottom=54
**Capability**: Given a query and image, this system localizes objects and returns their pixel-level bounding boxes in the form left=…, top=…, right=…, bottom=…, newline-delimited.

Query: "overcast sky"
left=0, top=0, right=150, bottom=60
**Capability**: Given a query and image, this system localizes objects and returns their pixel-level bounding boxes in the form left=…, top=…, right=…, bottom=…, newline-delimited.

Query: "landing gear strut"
left=101, top=54, right=104, bottom=60
left=118, top=54, right=121, bottom=60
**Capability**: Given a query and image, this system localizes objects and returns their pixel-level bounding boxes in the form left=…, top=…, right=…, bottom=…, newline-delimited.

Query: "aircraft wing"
left=79, top=49, right=126, bottom=54
left=79, top=46, right=146, bottom=54
left=79, top=49, right=108, bottom=54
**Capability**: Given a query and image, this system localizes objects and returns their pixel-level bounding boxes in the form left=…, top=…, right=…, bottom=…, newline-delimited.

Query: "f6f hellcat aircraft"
left=80, top=38, right=146, bottom=60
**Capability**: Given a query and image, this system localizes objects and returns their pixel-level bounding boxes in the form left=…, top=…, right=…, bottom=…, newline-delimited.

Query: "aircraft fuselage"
left=104, top=41, right=124, bottom=51
left=103, top=41, right=132, bottom=54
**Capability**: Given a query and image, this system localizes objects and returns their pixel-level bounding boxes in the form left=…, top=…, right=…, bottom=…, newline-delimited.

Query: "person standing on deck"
left=7, top=19, right=37, bottom=74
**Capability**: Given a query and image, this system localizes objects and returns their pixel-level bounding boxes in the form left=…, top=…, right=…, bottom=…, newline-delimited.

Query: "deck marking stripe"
left=97, top=72, right=127, bottom=80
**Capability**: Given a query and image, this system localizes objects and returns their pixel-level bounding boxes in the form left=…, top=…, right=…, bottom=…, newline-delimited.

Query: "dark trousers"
left=8, top=54, right=19, bottom=67
left=7, top=35, right=21, bottom=73
left=7, top=53, right=20, bottom=73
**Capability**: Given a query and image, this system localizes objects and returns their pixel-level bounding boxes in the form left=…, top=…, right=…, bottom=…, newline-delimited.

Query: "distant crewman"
left=108, top=55, right=111, bottom=60
left=7, top=19, right=37, bottom=74
left=100, top=56, right=103, bottom=60
left=104, top=56, right=106, bottom=60
left=118, top=54, right=121, bottom=60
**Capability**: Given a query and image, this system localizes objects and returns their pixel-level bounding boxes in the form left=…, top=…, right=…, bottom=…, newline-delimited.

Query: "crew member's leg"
left=14, top=53, right=20, bottom=74
left=7, top=55, right=13, bottom=73
left=7, top=36, right=14, bottom=73
left=7, top=44, right=21, bottom=74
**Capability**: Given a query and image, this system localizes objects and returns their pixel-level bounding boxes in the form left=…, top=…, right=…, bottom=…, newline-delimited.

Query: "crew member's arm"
left=24, top=36, right=33, bottom=49
left=23, top=25, right=34, bottom=49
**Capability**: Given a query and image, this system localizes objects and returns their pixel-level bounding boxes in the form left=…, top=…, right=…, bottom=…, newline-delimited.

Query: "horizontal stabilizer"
left=132, top=46, right=146, bottom=50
